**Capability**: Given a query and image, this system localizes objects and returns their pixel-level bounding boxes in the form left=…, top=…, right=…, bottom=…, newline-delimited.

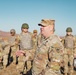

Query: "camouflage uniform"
left=0, top=44, right=3, bottom=62
left=8, top=29, right=19, bottom=64
left=2, top=39, right=10, bottom=69
left=0, top=38, right=3, bottom=69
left=32, top=30, right=38, bottom=50
left=62, top=27, right=76, bottom=75
left=32, top=34, right=64, bottom=75
left=16, top=23, right=35, bottom=74
left=32, top=19, right=64, bottom=75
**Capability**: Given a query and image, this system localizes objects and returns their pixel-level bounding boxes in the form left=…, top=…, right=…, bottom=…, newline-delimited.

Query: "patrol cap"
left=66, top=27, right=72, bottom=32
left=33, top=30, right=37, bottom=33
left=38, top=19, right=55, bottom=26
left=21, top=23, right=29, bottom=29
left=10, top=29, right=16, bottom=33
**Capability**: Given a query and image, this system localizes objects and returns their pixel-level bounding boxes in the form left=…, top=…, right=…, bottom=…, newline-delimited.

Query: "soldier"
left=0, top=37, right=3, bottom=69
left=32, top=19, right=64, bottom=75
left=2, top=38, right=10, bottom=69
left=0, top=44, right=3, bottom=65
left=8, top=29, right=19, bottom=65
left=32, top=29, right=38, bottom=50
left=62, top=27, right=76, bottom=75
left=16, top=23, right=35, bottom=74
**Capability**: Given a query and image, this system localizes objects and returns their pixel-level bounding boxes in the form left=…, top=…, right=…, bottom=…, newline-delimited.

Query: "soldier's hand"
left=24, top=51, right=31, bottom=61
left=15, top=50, right=25, bottom=56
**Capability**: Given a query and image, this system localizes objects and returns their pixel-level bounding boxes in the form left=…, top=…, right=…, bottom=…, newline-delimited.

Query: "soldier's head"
left=38, top=19, right=55, bottom=38
left=66, top=27, right=72, bottom=35
left=10, top=29, right=16, bottom=36
left=33, top=30, right=38, bottom=36
left=21, top=23, right=29, bottom=33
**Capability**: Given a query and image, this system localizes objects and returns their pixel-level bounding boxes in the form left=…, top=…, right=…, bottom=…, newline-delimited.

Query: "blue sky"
left=0, top=0, right=76, bottom=36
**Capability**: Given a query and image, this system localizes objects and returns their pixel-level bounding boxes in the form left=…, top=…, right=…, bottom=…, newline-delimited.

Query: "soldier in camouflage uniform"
left=32, top=19, right=64, bottom=75
left=8, top=29, right=19, bottom=65
left=32, top=30, right=38, bottom=50
left=2, top=38, right=10, bottom=69
left=0, top=44, right=3, bottom=64
left=0, top=37, right=3, bottom=69
left=62, top=27, right=76, bottom=75
left=16, top=23, right=35, bottom=74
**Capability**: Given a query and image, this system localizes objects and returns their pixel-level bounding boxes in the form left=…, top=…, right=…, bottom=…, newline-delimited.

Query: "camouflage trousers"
left=3, top=54, right=8, bottom=67
left=16, top=55, right=26, bottom=73
left=11, top=46, right=19, bottom=64
left=64, top=48, right=74, bottom=75
left=11, top=51, right=17, bottom=64
left=3, top=45, right=10, bottom=68
left=16, top=49, right=33, bottom=74
left=23, top=49, right=33, bottom=71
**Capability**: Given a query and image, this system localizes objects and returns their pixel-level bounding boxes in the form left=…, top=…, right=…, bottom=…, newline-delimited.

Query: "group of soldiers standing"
left=0, top=19, right=76, bottom=75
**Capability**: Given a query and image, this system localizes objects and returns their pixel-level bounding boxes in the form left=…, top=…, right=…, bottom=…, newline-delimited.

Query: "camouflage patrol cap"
left=38, top=19, right=55, bottom=26
left=33, top=30, right=37, bottom=33
left=10, top=29, right=16, bottom=33
left=66, top=27, right=72, bottom=32
left=21, top=23, right=29, bottom=29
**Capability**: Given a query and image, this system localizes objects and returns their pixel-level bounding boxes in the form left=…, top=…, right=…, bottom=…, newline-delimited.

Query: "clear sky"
left=0, top=0, right=76, bottom=36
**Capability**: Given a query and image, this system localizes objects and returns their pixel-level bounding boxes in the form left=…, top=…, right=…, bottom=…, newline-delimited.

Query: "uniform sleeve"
left=14, top=35, right=20, bottom=46
left=61, top=37, right=65, bottom=46
left=73, top=36, right=76, bottom=54
left=74, top=36, right=76, bottom=48
left=50, top=42, right=64, bottom=58
left=9, top=35, right=20, bottom=47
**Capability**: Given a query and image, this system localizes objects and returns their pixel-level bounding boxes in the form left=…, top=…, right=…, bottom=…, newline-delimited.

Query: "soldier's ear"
left=50, top=28, right=52, bottom=31
left=49, top=26, right=53, bottom=31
